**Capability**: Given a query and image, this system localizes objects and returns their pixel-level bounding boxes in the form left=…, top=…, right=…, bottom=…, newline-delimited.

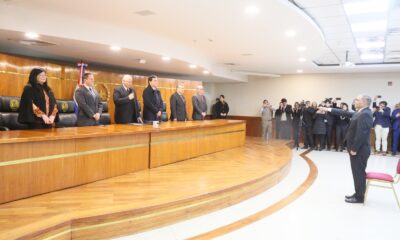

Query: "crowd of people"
left=260, top=97, right=400, bottom=156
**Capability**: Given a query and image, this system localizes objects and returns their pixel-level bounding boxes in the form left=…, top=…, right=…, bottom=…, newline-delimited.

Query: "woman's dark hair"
left=341, top=102, right=349, bottom=110
left=28, top=68, right=50, bottom=91
left=379, top=101, right=387, bottom=107
left=220, top=94, right=225, bottom=99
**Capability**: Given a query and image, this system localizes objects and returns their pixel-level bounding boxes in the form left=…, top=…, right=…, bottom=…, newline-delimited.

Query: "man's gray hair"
left=360, top=94, right=371, bottom=107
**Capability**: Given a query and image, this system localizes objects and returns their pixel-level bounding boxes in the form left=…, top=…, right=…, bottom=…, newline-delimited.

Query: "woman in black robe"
left=18, top=68, right=59, bottom=129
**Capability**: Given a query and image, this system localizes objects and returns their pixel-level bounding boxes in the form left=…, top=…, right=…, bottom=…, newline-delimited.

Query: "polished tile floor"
left=116, top=149, right=399, bottom=240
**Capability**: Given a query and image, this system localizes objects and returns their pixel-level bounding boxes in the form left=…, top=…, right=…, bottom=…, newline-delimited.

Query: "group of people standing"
left=260, top=97, right=400, bottom=155
left=17, top=68, right=231, bottom=130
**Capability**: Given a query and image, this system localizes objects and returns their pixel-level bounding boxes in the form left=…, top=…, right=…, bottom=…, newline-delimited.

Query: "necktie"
left=89, top=88, right=96, bottom=99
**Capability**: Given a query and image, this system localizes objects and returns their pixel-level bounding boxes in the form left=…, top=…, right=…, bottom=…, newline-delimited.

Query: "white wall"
left=204, top=72, right=400, bottom=116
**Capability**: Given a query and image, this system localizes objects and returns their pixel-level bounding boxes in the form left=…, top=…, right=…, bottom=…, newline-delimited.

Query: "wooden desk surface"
left=0, top=120, right=245, bottom=144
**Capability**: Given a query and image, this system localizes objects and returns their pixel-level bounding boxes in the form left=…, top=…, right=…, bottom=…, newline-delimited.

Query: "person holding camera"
left=391, top=102, right=400, bottom=156
left=292, top=101, right=302, bottom=149
left=302, top=101, right=317, bottom=149
left=325, top=99, right=337, bottom=151
left=275, top=98, right=292, bottom=140
left=312, top=104, right=327, bottom=151
left=335, top=102, right=351, bottom=151
left=260, top=99, right=274, bottom=141
left=372, top=96, right=391, bottom=155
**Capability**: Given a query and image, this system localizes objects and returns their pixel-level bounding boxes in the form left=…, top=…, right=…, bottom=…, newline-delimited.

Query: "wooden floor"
left=0, top=138, right=292, bottom=240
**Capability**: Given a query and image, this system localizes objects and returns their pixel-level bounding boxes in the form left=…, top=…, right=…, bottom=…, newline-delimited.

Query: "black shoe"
left=345, top=196, right=364, bottom=204
left=345, top=193, right=356, bottom=199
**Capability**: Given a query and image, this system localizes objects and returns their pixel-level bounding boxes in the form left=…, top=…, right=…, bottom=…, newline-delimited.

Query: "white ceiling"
left=0, top=0, right=399, bottom=82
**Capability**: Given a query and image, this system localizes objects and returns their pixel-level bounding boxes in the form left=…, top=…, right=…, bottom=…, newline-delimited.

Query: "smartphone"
left=335, top=97, right=341, bottom=100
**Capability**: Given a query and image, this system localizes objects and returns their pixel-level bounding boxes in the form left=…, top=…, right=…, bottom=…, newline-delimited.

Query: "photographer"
left=335, top=102, right=351, bottom=151
left=391, top=102, right=400, bottom=156
left=372, top=96, right=391, bottom=155
left=292, top=101, right=302, bottom=149
left=275, top=98, right=292, bottom=140
left=302, top=101, right=317, bottom=149
left=325, top=98, right=337, bottom=151
left=313, top=104, right=327, bottom=151
left=260, top=99, right=274, bottom=141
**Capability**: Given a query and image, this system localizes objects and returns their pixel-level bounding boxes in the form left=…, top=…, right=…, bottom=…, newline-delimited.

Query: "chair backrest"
left=56, top=100, right=77, bottom=128
left=0, top=96, right=29, bottom=130
left=100, top=101, right=111, bottom=125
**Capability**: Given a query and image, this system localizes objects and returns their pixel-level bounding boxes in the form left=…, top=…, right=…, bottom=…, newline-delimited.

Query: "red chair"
left=364, top=159, right=400, bottom=208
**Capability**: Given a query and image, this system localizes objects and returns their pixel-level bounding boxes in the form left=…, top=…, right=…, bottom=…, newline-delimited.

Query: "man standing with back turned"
left=321, top=94, right=373, bottom=204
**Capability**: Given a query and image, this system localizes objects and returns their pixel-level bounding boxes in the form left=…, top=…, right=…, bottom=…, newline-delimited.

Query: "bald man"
left=192, top=85, right=207, bottom=120
left=113, top=75, right=142, bottom=124
left=321, top=94, right=373, bottom=204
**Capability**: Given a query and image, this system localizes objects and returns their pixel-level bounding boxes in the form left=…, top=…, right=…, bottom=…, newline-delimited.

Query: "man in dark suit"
left=192, top=86, right=207, bottom=120
left=322, top=94, right=373, bottom=203
left=113, top=75, right=142, bottom=124
left=75, top=73, right=103, bottom=126
left=170, top=84, right=187, bottom=121
left=274, top=98, right=292, bottom=139
left=142, top=75, right=163, bottom=122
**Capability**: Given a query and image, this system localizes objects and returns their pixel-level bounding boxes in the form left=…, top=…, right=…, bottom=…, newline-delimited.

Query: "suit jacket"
left=113, top=85, right=141, bottom=124
left=331, top=107, right=373, bottom=154
left=192, top=94, right=207, bottom=120
left=275, top=105, right=293, bottom=123
left=215, top=101, right=229, bottom=119
left=170, top=92, right=187, bottom=121
left=75, top=86, right=103, bottom=126
left=142, top=85, right=163, bottom=122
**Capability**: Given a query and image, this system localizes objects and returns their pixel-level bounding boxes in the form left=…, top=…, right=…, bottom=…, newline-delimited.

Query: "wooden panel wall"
left=0, top=53, right=202, bottom=122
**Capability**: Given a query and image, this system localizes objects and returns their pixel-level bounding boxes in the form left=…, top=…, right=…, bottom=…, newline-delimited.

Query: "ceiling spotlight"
left=298, top=58, right=307, bottom=62
left=297, top=46, right=306, bottom=51
left=110, top=45, right=121, bottom=51
left=161, top=56, right=171, bottom=61
left=25, top=32, right=39, bottom=39
left=138, top=59, right=146, bottom=64
left=285, top=30, right=296, bottom=37
left=245, top=5, right=260, bottom=15
left=202, top=70, right=210, bottom=75
left=297, top=69, right=303, bottom=73
left=189, top=64, right=197, bottom=69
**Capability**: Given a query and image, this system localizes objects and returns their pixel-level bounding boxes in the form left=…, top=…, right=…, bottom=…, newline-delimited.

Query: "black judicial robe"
left=18, top=83, right=59, bottom=127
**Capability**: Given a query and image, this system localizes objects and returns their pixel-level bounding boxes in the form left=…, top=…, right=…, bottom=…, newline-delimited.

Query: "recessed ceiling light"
left=189, top=64, right=197, bottom=69
left=245, top=5, right=260, bottom=15
left=138, top=59, right=146, bottom=64
left=285, top=30, right=296, bottom=37
left=297, top=46, right=306, bottom=51
left=360, top=53, right=384, bottom=60
left=297, top=69, right=303, bottom=73
left=298, top=58, right=307, bottom=62
left=161, top=56, right=171, bottom=61
left=202, top=70, right=210, bottom=75
left=110, top=45, right=121, bottom=51
left=25, top=32, right=39, bottom=39
left=356, top=40, right=385, bottom=49
left=343, top=0, right=390, bottom=16
left=351, top=20, right=387, bottom=33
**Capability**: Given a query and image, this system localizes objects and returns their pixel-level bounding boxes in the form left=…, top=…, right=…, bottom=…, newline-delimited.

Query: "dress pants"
left=374, top=125, right=389, bottom=152
left=261, top=120, right=272, bottom=141
left=303, top=126, right=314, bottom=148
left=336, top=125, right=348, bottom=149
left=349, top=144, right=370, bottom=200
left=326, top=124, right=334, bottom=149
left=392, top=129, right=400, bottom=154
left=279, top=121, right=291, bottom=140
